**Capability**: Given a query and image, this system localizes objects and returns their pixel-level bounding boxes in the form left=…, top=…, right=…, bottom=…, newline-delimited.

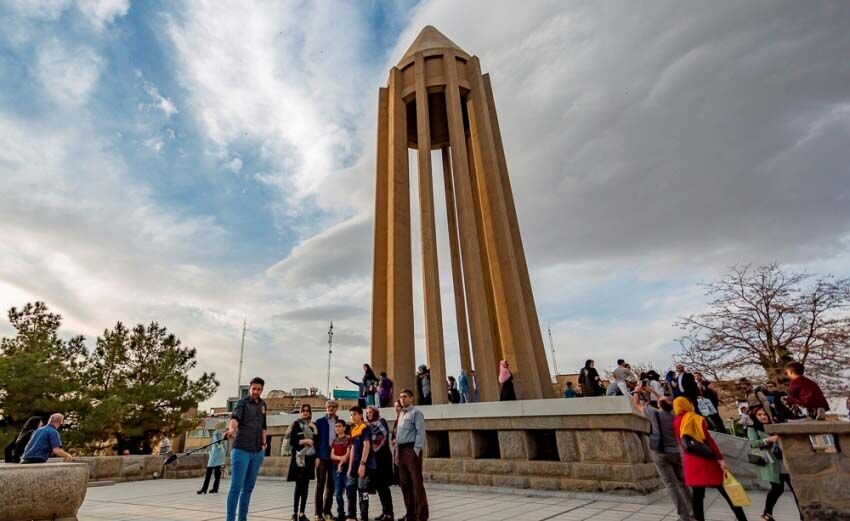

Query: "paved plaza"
left=79, top=478, right=801, bottom=521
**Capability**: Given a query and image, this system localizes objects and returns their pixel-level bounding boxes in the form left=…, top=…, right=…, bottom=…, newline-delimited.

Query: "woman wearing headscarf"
left=362, top=364, right=378, bottom=407
left=672, top=397, right=748, bottom=521
left=366, top=406, right=395, bottom=521
left=747, top=405, right=801, bottom=521
left=447, top=376, right=460, bottom=404
left=416, top=365, right=432, bottom=405
left=197, top=422, right=227, bottom=494
left=287, top=404, right=317, bottom=521
left=4, top=416, right=42, bottom=463
left=498, top=360, right=516, bottom=401
left=578, top=360, right=604, bottom=397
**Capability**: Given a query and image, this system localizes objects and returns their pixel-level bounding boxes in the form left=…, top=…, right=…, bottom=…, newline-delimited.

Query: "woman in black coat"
left=579, top=359, right=604, bottom=397
left=366, top=406, right=395, bottom=521
left=4, top=416, right=42, bottom=463
left=287, top=404, right=317, bottom=521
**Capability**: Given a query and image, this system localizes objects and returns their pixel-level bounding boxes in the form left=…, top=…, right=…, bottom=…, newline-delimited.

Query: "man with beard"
left=633, top=383, right=695, bottom=521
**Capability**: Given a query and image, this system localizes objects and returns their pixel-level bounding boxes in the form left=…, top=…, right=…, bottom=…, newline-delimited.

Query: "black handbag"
left=682, top=434, right=716, bottom=459
left=748, top=452, right=767, bottom=466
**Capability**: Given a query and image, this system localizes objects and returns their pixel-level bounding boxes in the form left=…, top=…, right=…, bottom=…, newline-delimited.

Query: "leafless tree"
left=676, top=263, right=850, bottom=395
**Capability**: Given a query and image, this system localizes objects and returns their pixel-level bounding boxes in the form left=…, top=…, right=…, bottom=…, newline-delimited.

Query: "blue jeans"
left=227, top=448, right=265, bottom=521
left=460, top=390, right=471, bottom=403
left=332, top=464, right=347, bottom=519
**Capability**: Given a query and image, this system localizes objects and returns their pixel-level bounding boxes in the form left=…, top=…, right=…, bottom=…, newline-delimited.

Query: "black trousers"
left=200, top=466, right=221, bottom=492
left=294, top=473, right=311, bottom=514
left=376, top=481, right=393, bottom=517
left=691, top=486, right=746, bottom=521
left=765, top=474, right=800, bottom=517
left=346, top=473, right=370, bottom=521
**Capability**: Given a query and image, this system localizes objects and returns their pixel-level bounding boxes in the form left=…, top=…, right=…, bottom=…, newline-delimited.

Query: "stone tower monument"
left=371, top=26, right=552, bottom=403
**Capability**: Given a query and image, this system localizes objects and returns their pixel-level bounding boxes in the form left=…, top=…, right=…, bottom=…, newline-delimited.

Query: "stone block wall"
left=420, top=419, right=662, bottom=495
left=767, top=422, right=850, bottom=520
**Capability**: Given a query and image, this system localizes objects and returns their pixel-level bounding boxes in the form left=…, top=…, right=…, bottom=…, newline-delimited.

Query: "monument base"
left=405, top=397, right=661, bottom=496
left=265, top=397, right=661, bottom=495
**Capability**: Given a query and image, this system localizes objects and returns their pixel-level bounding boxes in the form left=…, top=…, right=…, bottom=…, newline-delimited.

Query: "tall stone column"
left=370, top=87, right=390, bottom=375
left=483, top=74, right=552, bottom=395
left=466, top=132, right=502, bottom=365
left=414, top=55, right=447, bottom=404
left=465, top=56, right=544, bottom=399
left=441, top=147, right=473, bottom=373
left=444, top=51, right=499, bottom=402
left=386, top=67, right=415, bottom=396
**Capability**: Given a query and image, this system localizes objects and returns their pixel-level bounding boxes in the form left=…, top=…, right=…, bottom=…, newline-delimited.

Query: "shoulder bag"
left=681, top=434, right=716, bottom=459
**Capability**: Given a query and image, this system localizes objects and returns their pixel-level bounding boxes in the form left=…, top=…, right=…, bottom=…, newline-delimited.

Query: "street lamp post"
left=326, top=322, right=334, bottom=398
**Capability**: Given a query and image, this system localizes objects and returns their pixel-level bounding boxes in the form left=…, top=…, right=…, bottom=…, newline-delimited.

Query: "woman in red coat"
left=673, top=397, right=748, bottom=521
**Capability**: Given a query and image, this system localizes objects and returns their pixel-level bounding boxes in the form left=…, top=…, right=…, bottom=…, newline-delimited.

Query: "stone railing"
left=711, top=432, right=770, bottom=490
left=0, top=462, right=89, bottom=521
left=767, top=421, right=850, bottom=520
left=75, top=453, right=209, bottom=482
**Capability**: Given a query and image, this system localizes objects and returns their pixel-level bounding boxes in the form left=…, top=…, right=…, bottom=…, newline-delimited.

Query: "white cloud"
left=76, top=0, right=129, bottom=31
left=225, top=157, right=242, bottom=173
left=166, top=1, right=380, bottom=208
left=143, top=136, right=164, bottom=152
left=35, top=39, right=103, bottom=107
left=6, top=0, right=71, bottom=21
left=143, top=82, right=179, bottom=118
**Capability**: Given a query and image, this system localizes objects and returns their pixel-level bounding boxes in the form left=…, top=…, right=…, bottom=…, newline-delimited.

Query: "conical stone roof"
left=399, top=25, right=466, bottom=64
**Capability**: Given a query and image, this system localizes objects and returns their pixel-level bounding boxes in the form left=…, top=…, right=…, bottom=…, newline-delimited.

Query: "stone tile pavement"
left=78, top=478, right=801, bottom=521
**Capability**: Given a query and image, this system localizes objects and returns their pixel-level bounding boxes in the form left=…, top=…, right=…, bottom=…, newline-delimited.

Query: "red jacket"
left=787, top=376, right=829, bottom=411
left=674, top=415, right=724, bottom=487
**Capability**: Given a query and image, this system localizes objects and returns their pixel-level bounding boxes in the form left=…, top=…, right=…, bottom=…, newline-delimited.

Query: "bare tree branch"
left=675, top=264, right=850, bottom=395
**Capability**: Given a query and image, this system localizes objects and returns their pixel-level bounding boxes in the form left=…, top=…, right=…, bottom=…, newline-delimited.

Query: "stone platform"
left=77, top=475, right=803, bottom=521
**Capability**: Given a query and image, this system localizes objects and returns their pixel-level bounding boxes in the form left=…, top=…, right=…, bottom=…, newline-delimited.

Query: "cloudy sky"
left=1, top=1, right=849, bottom=408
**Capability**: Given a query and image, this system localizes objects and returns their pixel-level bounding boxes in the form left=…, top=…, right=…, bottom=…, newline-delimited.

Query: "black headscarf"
left=17, top=416, right=42, bottom=441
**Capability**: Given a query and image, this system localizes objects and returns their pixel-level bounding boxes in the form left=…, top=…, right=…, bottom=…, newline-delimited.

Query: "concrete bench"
left=0, top=461, right=89, bottom=521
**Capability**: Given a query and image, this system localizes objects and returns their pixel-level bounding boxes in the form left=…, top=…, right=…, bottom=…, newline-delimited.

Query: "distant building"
left=553, top=373, right=581, bottom=396
left=265, top=387, right=355, bottom=414
left=209, top=407, right=230, bottom=417
left=333, top=389, right=359, bottom=401
left=226, top=384, right=250, bottom=412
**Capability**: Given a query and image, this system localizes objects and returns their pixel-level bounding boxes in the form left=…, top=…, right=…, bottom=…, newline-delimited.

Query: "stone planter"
left=0, top=462, right=89, bottom=521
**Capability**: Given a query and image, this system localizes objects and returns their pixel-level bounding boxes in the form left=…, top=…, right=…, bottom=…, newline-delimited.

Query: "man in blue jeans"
left=225, top=377, right=268, bottom=521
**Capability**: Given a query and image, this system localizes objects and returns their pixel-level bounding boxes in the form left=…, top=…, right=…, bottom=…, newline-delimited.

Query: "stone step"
left=88, top=480, right=116, bottom=487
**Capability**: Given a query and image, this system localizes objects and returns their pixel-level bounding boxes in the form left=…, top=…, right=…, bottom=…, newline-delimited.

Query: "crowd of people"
left=574, top=359, right=830, bottom=425
left=348, top=360, right=515, bottom=407
left=627, top=360, right=833, bottom=521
